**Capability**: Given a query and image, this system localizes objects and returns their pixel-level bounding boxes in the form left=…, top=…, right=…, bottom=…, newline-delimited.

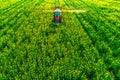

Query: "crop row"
left=0, top=0, right=120, bottom=79
left=64, top=0, right=120, bottom=79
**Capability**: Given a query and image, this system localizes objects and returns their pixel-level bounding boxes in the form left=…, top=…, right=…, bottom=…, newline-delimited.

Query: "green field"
left=0, top=0, right=120, bottom=79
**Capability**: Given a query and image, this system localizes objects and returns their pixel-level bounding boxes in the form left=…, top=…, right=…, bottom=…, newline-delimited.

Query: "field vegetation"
left=0, top=0, right=120, bottom=79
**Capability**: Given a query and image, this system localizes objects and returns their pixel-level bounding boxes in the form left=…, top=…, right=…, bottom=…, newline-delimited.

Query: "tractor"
left=53, top=6, right=62, bottom=25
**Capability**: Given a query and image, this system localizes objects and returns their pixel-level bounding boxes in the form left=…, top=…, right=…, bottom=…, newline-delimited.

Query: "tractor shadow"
left=44, top=23, right=58, bottom=36
left=49, top=23, right=58, bottom=28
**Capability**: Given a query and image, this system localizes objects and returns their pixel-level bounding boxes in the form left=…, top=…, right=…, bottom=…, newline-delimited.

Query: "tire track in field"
left=63, top=0, right=102, bottom=58
left=0, top=0, right=45, bottom=52
left=63, top=1, right=97, bottom=45
left=1, top=0, right=42, bottom=22
left=0, top=5, right=28, bottom=35
left=78, top=1, right=120, bottom=51
left=1, top=0, right=26, bottom=16
left=0, top=0, right=23, bottom=13
left=76, top=13, right=112, bottom=54
left=1, top=0, right=36, bottom=22
left=0, top=1, right=30, bottom=28
left=84, top=1, right=120, bottom=20
left=75, top=1, right=113, bottom=54
left=0, top=1, right=36, bottom=30
left=0, top=0, right=45, bottom=69
left=1, top=1, right=23, bottom=12
left=81, top=1, right=120, bottom=34
left=68, top=0, right=120, bottom=36
left=68, top=0, right=117, bottom=52
left=11, top=0, right=57, bottom=70
left=0, top=4, right=32, bottom=37
left=0, top=1, right=27, bottom=29
left=1, top=0, right=43, bottom=27
left=0, top=0, right=44, bottom=38
left=80, top=12, right=120, bottom=50
left=64, top=0, right=113, bottom=55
